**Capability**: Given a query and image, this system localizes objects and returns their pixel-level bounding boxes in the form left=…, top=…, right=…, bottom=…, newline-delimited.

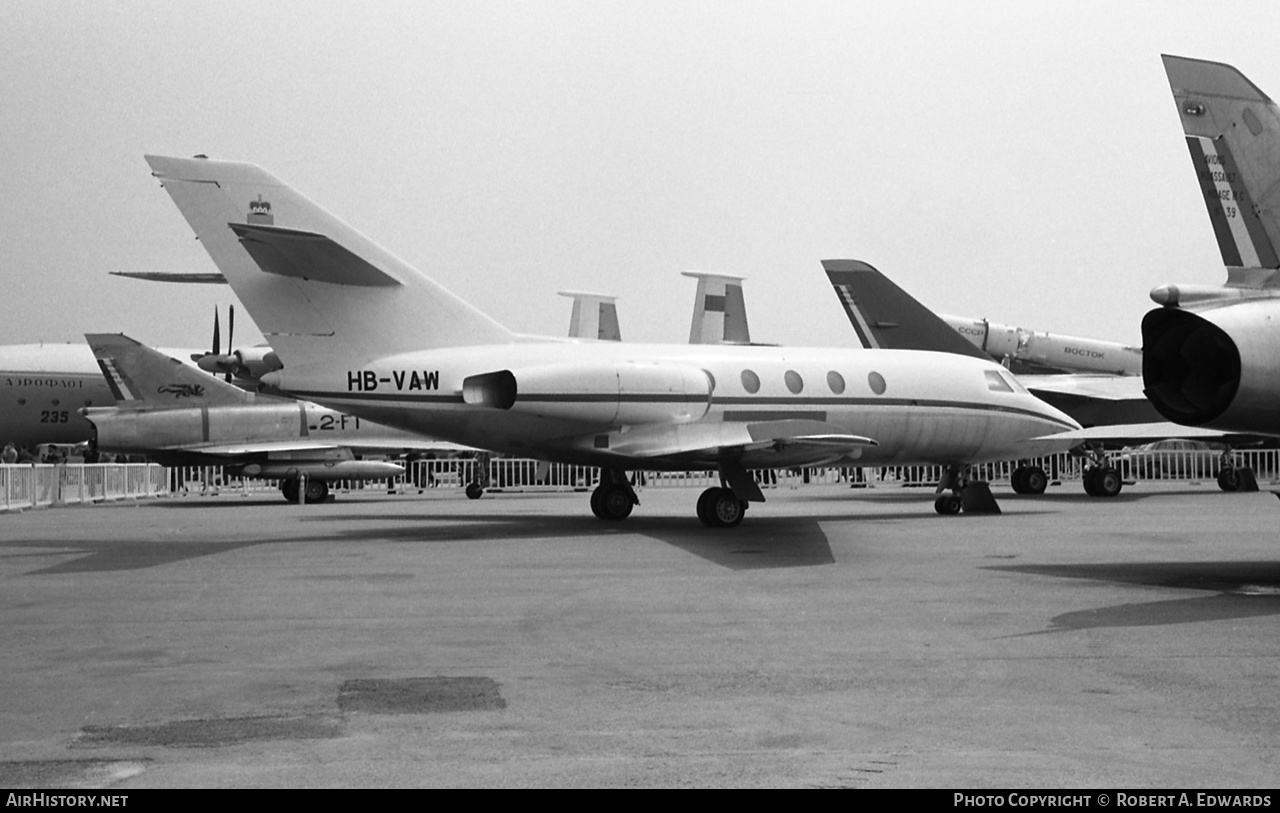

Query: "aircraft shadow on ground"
left=312, top=512, right=838, bottom=571
left=4, top=510, right=841, bottom=575
left=989, top=561, right=1280, bottom=632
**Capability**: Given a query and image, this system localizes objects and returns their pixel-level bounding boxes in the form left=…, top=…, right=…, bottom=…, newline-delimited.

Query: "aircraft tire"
left=696, top=487, right=720, bottom=526
left=281, top=479, right=300, bottom=503
left=303, top=479, right=329, bottom=504
left=1217, top=467, right=1240, bottom=492
left=1093, top=467, right=1122, bottom=498
left=1023, top=466, right=1048, bottom=495
left=1011, top=466, right=1028, bottom=494
left=1082, top=467, right=1099, bottom=497
left=590, top=484, right=608, bottom=518
left=599, top=484, right=633, bottom=520
left=465, top=482, right=484, bottom=500
left=710, top=489, right=746, bottom=528
left=934, top=493, right=962, bottom=515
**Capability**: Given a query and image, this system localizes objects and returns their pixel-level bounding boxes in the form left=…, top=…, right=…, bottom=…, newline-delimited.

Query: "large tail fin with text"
left=145, top=155, right=516, bottom=369
left=86, top=333, right=253, bottom=408
left=1163, top=55, right=1280, bottom=285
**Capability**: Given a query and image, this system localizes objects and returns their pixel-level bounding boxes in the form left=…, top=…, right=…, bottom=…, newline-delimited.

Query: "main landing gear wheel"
left=696, top=487, right=747, bottom=528
left=303, top=479, right=329, bottom=504
left=590, top=483, right=634, bottom=520
left=934, top=493, right=962, bottom=515
left=1083, top=466, right=1122, bottom=497
left=280, top=479, right=299, bottom=503
left=1012, top=465, right=1048, bottom=495
left=465, top=482, right=485, bottom=500
left=1218, top=467, right=1240, bottom=492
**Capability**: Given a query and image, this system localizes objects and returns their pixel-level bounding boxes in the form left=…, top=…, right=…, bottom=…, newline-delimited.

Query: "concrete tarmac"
left=1, top=481, right=1278, bottom=788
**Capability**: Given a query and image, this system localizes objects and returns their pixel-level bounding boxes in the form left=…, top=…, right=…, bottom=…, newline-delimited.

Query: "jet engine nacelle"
left=462, top=362, right=712, bottom=426
left=1142, top=299, right=1280, bottom=433
left=234, top=347, right=283, bottom=380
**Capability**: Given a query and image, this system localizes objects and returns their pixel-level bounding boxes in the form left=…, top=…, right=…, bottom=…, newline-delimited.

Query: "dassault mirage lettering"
left=157, top=383, right=205, bottom=398
left=146, top=154, right=1081, bottom=526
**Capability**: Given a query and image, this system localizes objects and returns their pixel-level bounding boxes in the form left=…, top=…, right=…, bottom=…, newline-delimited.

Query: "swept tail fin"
left=1163, top=55, right=1280, bottom=285
left=682, top=271, right=750, bottom=344
left=822, top=259, right=990, bottom=359
left=559, top=291, right=621, bottom=341
left=86, top=334, right=253, bottom=408
left=144, top=155, right=516, bottom=370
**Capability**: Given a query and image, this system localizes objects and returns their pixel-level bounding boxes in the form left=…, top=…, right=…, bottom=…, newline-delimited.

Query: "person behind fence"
left=1, top=442, right=16, bottom=465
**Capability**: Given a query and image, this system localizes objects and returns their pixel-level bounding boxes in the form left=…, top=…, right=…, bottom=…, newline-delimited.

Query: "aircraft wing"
left=607, top=419, right=877, bottom=468
left=1020, top=374, right=1146, bottom=401
left=1034, top=422, right=1266, bottom=447
left=171, top=437, right=465, bottom=457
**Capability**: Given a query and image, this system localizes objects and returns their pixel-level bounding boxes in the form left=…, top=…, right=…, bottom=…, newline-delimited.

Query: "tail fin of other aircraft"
left=559, top=291, right=621, bottom=341
left=682, top=271, right=750, bottom=344
left=822, top=259, right=990, bottom=359
left=1163, top=55, right=1280, bottom=284
left=144, top=156, right=516, bottom=370
left=86, top=333, right=254, bottom=408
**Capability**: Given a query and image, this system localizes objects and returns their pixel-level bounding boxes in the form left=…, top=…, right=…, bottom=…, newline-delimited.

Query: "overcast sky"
left=3, top=0, right=1278, bottom=352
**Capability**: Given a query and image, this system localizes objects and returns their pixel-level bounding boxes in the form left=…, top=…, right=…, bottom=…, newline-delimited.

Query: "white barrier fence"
left=8, top=448, right=1279, bottom=512
left=167, top=448, right=1280, bottom=501
left=1, top=463, right=168, bottom=512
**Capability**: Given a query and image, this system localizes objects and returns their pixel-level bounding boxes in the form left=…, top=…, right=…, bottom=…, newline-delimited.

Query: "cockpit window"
left=985, top=370, right=1014, bottom=393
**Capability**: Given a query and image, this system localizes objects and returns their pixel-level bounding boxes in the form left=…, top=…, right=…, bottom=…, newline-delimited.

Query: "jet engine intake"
left=1141, top=303, right=1280, bottom=431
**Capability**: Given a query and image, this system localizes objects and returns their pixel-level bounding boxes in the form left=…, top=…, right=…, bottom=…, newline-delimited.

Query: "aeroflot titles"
left=347, top=370, right=441, bottom=392
left=954, top=794, right=1271, bottom=808
left=4, top=377, right=86, bottom=389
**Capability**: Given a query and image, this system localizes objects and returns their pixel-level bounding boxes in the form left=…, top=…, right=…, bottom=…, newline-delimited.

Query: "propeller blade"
left=225, top=305, right=235, bottom=382
left=211, top=306, right=221, bottom=357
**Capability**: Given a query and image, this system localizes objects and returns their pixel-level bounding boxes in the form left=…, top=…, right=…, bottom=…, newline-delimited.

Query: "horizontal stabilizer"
left=110, top=271, right=228, bottom=284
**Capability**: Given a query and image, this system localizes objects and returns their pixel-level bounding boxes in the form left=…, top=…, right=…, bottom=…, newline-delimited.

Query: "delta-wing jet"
left=144, top=155, right=1081, bottom=524
left=81, top=333, right=452, bottom=502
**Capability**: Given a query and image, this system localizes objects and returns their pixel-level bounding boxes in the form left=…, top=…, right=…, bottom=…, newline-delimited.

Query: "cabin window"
left=985, top=370, right=1014, bottom=393
left=17, top=398, right=26, bottom=406
left=741, top=369, right=760, bottom=393
left=784, top=370, right=804, bottom=394
left=867, top=371, right=887, bottom=395
left=827, top=371, right=846, bottom=394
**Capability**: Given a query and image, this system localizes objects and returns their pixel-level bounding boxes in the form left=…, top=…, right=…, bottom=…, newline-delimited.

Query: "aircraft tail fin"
left=1163, top=55, right=1280, bottom=283
left=682, top=271, right=750, bottom=344
left=822, top=260, right=991, bottom=359
left=86, top=333, right=254, bottom=408
left=559, top=291, right=621, bottom=341
left=144, top=155, right=516, bottom=370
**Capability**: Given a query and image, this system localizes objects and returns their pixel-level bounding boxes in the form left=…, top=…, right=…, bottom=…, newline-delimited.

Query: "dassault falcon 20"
left=144, top=154, right=1080, bottom=526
